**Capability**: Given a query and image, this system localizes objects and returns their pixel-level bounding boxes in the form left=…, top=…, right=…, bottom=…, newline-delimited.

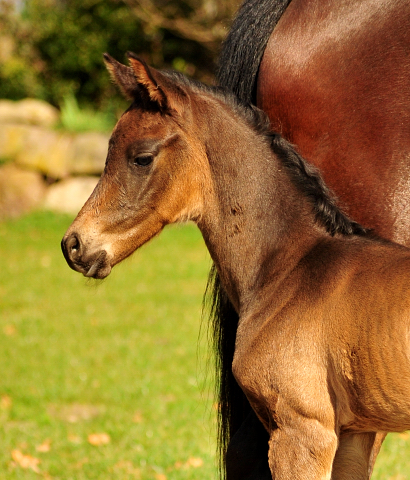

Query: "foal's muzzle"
left=61, top=232, right=111, bottom=279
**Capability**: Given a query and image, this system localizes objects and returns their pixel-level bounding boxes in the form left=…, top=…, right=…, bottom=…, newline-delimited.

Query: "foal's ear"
left=126, top=52, right=168, bottom=109
left=126, top=52, right=187, bottom=113
left=103, top=53, right=138, bottom=101
left=104, top=52, right=185, bottom=113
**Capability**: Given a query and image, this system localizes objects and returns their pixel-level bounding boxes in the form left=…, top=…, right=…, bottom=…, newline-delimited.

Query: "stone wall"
left=0, top=99, right=110, bottom=219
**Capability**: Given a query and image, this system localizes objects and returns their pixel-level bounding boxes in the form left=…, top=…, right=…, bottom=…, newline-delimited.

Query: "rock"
left=0, top=124, right=30, bottom=160
left=0, top=124, right=72, bottom=178
left=43, top=176, right=99, bottom=215
left=0, top=124, right=108, bottom=178
left=0, top=164, right=47, bottom=219
left=13, top=126, right=72, bottom=179
left=0, top=99, right=59, bottom=127
left=68, top=132, right=109, bottom=175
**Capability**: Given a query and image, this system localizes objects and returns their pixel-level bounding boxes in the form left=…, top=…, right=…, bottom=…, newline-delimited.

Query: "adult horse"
left=61, top=55, right=410, bottom=479
left=217, top=0, right=410, bottom=478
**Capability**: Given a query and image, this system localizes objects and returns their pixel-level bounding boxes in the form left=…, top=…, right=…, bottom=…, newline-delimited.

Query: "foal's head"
left=62, top=53, right=210, bottom=279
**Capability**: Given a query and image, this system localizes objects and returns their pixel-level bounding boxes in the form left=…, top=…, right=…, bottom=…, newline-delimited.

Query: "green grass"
left=1, top=211, right=410, bottom=479
left=0, top=211, right=215, bottom=479
left=373, top=432, right=410, bottom=479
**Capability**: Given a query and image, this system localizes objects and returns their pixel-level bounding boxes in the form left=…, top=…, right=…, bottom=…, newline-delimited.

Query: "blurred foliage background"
left=0, top=0, right=240, bottom=111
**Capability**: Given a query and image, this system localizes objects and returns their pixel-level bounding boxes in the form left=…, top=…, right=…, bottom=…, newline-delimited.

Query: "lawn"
left=0, top=211, right=215, bottom=479
left=0, top=211, right=409, bottom=479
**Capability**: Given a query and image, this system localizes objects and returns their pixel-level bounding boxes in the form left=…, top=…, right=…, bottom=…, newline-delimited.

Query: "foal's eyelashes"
left=125, top=133, right=181, bottom=169
left=133, top=153, right=154, bottom=167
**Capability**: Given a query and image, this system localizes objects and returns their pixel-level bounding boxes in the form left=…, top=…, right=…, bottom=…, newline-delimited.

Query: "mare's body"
left=62, top=56, right=410, bottom=479
left=257, top=0, right=410, bottom=243
left=218, top=0, right=410, bottom=476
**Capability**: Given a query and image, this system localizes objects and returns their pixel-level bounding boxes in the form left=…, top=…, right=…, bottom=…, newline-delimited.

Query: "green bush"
left=0, top=2, right=45, bottom=100
left=59, top=94, right=116, bottom=133
left=0, top=0, right=221, bottom=109
left=0, top=0, right=148, bottom=107
left=22, top=0, right=149, bottom=107
left=30, top=0, right=146, bottom=107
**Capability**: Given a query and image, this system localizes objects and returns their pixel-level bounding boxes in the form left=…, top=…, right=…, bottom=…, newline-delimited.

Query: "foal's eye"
left=133, top=154, right=154, bottom=167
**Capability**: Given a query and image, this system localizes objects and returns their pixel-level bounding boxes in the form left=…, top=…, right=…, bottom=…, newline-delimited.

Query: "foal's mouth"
left=83, top=251, right=112, bottom=279
left=66, top=250, right=111, bottom=279
left=61, top=234, right=112, bottom=279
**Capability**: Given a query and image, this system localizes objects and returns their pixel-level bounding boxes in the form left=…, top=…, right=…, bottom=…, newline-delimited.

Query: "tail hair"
left=217, top=0, right=293, bottom=103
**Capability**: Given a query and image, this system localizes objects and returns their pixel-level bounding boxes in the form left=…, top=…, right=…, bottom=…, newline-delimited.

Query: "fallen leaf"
left=159, top=394, right=176, bottom=403
left=88, top=432, right=110, bottom=446
left=111, top=460, right=141, bottom=476
left=67, top=434, right=82, bottom=444
left=133, top=411, right=143, bottom=423
left=48, top=403, right=103, bottom=423
left=0, top=394, right=12, bottom=410
left=11, top=450, right=40, bottom=473
left=3, top=325, right=16, bottom=336
left=36, top=439, right=51, bottom=452
left=155, top=474, right=167, bottom=480
left=74, top=457, right=89, bottom=469
left=174, top=457, right=203, bottom=470
left=186, top=457, right=203, bottom=468
left=41, top=255, right=51, bottom=268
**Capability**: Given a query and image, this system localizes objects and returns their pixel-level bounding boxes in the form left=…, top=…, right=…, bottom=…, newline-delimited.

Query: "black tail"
left=205, top=266, right=250, bottom=474
left=210, top=2, right=292, bottom=476
left=217, top=0, right=292, bottom=104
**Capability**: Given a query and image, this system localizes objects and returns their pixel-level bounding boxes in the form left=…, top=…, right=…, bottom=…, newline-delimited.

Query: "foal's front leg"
left=331, top=432, right=383, bottom=480
left=267, top=414, right=338, bottom=479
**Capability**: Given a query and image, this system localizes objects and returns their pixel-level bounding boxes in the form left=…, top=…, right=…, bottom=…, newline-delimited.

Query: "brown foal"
left=62, top=55, right=410, bottom=479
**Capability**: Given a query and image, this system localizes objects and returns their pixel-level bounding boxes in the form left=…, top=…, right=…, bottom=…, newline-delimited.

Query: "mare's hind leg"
left=268, top=418, right=337, bottom=479
left=226, top=409, right=271, bottom=480
left=331, top=432, right=385, bottom=480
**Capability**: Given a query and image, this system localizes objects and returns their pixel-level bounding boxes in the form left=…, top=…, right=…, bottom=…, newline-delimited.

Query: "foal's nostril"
left=61, top=232, right=83, bottom=264
left=68, top=234, right=80, bottom=252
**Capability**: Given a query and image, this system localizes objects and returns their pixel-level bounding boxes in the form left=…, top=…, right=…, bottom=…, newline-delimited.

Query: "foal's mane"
left=232, top=104, right=369, bottom=237
left=270, top=133, right=369, bottom=236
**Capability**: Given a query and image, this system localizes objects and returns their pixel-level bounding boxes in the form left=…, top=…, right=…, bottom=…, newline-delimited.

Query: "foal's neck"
left=195, top=97, right=325, bottom=314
